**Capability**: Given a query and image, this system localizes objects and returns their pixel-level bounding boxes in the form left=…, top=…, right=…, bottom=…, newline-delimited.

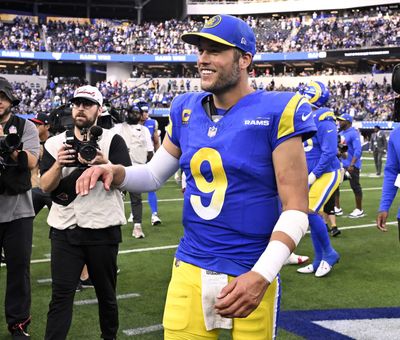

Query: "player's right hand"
left=76, top=164, right=114, bottom=195
left=376, top=211, right=388, bottom=232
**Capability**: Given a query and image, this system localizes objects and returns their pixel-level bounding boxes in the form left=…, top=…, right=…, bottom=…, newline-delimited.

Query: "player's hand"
left=376, top=211, right=388, bottom=232
left=214, top=271, right=269, bottom=318
left=76, top=164, right=114, bottom=195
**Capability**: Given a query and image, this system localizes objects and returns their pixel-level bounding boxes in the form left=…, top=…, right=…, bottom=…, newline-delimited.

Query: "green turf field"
left=1, top=154, right=400, bottom=339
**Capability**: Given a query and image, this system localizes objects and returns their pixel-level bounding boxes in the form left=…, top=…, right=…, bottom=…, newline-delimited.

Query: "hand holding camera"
left=62, top=126, right=104, bottom=168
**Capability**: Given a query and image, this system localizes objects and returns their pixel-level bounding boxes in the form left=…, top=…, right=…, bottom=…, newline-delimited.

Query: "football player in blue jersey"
left=377, top=125, right=400, bottom=235
left=76, top=15, right=316, bottom=339
left=132, top=98, right=163, bottom=226
left=296, top=81, right=341, bottom=277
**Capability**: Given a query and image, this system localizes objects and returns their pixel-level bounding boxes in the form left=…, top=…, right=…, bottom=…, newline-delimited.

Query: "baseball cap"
left=29, top=112, right=50, bottom=125
left=337, top=113, right=353, bottom=123
left=0, top=77, right=20, bottom=106
left=70, top=85, right=103, bottom=107
left=181, top=15, right=256, bottom=56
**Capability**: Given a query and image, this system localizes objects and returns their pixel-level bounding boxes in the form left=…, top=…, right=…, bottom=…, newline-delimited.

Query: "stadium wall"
left=187, top=0, right=400, bottom=15
left=0, top=74, right=47, bottom=89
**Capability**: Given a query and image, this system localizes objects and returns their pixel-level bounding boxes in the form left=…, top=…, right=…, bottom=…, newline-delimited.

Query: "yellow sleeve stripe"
left=165, top=116, right=173, bottom=138
left=278, top=93, right=308, bottom=139
left=318, top=111, right=336, bottom=121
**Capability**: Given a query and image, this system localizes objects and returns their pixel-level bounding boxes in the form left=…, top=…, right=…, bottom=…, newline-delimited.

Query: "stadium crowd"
left=7, top=77, right=396, bottom=122
left=0, top=5, right=399, bottom=54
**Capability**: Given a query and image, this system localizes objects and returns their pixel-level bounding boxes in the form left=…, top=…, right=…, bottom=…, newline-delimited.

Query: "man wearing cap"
left=40, top=85, right=131, bottom=340
left=0, top=77, right=40, bottom=338
left=29, top=112, right=52, bottom=215
left=76, top=15, right=316, bottom=339
left=370, top=125, right=387, bottom=176
left=337, top=114, right=364, bottom=218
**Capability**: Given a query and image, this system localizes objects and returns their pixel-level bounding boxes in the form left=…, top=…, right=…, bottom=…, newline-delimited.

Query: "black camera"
left=0, top=133, right=21, bottom=170
left=64, top=126, right=103, bottom=167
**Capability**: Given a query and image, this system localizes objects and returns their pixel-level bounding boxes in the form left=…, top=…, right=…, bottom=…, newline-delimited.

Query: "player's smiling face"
left=196, top=39, right=241, bottom=95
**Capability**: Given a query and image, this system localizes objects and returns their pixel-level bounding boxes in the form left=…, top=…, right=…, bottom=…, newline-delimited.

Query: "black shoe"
left=9, top=319, right=31, bottom=339
left=80, top=278, right=94, bottom=288
left=331, top=227, right=341, bottom=237
left=76, top=281, right=83, bottom=292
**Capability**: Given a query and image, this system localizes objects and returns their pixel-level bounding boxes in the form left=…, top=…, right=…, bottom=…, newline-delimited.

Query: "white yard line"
left=20, top=220, right=396, bottom=266
left=122, top=324, right=163, bottom=336
left=74, top=293, right=140, bottom=306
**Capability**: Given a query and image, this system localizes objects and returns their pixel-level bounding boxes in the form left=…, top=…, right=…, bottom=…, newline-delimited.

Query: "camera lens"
left=79, top=144, right=97, bottom=161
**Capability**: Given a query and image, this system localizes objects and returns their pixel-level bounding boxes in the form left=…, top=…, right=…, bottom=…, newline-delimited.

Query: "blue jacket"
left=379, top=127, right=400, bottom=217
left=305, top=107, right=341, bottom=177
left=340, top=126, right=362, bottom=169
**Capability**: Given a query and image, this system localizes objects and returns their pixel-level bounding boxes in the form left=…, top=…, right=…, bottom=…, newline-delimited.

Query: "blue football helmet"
left=300, top=81, right=330, bottom=108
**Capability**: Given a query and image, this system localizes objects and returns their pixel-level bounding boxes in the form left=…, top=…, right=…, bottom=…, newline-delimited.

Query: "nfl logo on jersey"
left=208, top=126, right=218, bottom=138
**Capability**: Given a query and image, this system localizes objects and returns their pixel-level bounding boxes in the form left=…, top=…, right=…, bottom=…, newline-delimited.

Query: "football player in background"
left=76, top=15, right=316, bottom=339
left=377, top=125, right=400, bottom=236
left=133, top=98, right=162, bottom=226
left=336, top=114, right=364, bottom=218
left=297, top=81, right=341, bottom=277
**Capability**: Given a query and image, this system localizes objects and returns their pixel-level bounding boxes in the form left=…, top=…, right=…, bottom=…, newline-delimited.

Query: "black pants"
left=346, top=166, right=362, bottom=196
left=45, top=228, right=119, bottom=340
left=0, top=217, right=33, bottom=327
left=129, top=192, right=142, bottom=224
left=32, top=187, right=52, bottom=215
left=373, top=150, right=384, bottom=175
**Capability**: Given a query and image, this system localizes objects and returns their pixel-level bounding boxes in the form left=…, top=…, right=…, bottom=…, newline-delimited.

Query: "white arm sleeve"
left=119, top=145, right=180, bottom=193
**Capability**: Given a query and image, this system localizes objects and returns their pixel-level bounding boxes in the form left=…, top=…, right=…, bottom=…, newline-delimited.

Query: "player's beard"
left=200, top=60, right=241, bottom=95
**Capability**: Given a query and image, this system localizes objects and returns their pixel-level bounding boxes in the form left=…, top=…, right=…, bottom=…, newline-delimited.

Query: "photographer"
left=0, top=77, right=40, bottom=338
left=40, top=85, right=131, bottom=340
left=29, top=113, right=52, bottom=215
left=112, top=104, right=153, bottom=238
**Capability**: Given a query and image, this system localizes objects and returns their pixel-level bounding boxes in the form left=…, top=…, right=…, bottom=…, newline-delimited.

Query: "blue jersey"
left=304, top=107, right=341, bottom=177
left=144, top=118, right=157, bottom=141
left=166, top=90, right=316, bottom=276
left=340, top=126, right=362, bottom=169
left=379, top=127, right=400, bottom=217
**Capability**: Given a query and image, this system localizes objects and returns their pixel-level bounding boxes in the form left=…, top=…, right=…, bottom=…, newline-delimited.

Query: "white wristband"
left=252, top=240, right=290, bottom=283
left=272, top=210, right=308, bottom=245
left=251, top=210, right=309, bottom=283
left=308, top=172, right=317, bottom=186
